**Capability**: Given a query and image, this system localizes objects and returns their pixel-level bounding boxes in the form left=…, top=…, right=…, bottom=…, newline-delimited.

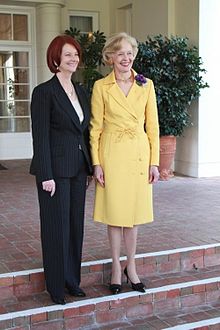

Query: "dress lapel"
left=127, top=73, right=148, bottom=104
left=104, top=70, right=138, bottom=119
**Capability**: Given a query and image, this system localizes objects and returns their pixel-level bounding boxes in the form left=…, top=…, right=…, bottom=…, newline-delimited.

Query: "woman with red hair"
left=30, top=35, right=92, bottom=305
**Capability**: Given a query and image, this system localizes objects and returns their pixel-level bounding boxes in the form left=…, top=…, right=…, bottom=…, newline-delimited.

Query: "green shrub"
left=133, top=35, right=209, bottom=136
left=65, top=27, right=106, bottom=93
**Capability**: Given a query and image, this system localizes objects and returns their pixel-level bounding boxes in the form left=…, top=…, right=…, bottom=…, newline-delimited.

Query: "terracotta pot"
left=159, top=136, right=176, bottom=180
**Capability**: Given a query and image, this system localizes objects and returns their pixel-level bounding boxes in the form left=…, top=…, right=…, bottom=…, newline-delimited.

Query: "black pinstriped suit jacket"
left=30, top=75, right=92, bottom=183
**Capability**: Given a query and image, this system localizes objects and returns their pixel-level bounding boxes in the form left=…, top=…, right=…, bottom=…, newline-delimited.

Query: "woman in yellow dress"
left=90, top=32, right=160, bottom=294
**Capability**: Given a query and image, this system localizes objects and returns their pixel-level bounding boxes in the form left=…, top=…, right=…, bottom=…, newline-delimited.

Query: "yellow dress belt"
left=103, top=127, right=144, bottom=142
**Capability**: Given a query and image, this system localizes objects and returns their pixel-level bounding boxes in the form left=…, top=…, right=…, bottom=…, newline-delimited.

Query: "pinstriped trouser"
left=36, top=151, right=87, bottom=298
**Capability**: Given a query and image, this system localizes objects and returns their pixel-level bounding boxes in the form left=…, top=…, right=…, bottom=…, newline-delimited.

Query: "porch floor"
left=0, top=159, right=219, bottom=274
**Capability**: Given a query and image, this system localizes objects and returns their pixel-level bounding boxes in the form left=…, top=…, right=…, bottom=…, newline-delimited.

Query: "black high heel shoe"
left=50, top=294, right=66, bottom=305
left=109, top=283, right=122, bottom=294
left=124, top=267, right=146, bottom=293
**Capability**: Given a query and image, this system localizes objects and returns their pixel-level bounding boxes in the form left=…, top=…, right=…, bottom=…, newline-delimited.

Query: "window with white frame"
left=0, top=13, right=28, bottom=41
left=0, top=10, right=32, bottom=133
left=69, top=11, right=99, bottom=34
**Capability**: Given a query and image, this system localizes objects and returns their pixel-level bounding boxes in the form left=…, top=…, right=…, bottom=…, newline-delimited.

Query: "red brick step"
left=1, top=263, right=220, bottom=329
left=1, top=243, right=220, bottom=300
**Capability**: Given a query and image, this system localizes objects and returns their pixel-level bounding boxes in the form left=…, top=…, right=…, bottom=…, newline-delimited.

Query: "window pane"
left=13, top=14, right=28, bottom=41
left=13, top=52, right=29, bottom=66
left=0, top=83, right=16, bottom=100
left=70, top=16, right=92, bottom=32
left=14, top=68, right=29, bottom=83
left=15, top=101, right=29, bottom=115
left=0, top=117, right=30, bottom=132
left=0, top=14, right=12, bottom=40
left=14, top=84, right=29, bottom=100
left=0, top=101, right=13, bottom=116
left=0, top=68, right=5, bottom=83
left=0, top=50, right=30, bottom=132
left=0, top=52, right=12, bottom=68
left=0, top=85, right=7, bottom=100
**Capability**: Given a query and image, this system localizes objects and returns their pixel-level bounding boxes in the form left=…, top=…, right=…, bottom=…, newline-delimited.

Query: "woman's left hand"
left=149, top=165, right=160, bottom=183
left=42, top=179, right=56, bottom=196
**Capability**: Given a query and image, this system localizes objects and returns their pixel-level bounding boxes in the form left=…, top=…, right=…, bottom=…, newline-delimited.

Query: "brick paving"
left=0, top=159, right=220, bottom=274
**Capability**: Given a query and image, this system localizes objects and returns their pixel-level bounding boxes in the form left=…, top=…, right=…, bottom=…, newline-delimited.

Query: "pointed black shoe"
left=50, top=295, right=66, bottom=305
left=66, top=283, right=86, bottom=297
left=109, top=283, right=122, bottom=294
left=124, top=267, right=146, bottom=293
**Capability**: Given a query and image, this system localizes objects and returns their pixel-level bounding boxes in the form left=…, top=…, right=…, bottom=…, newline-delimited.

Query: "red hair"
left=46, top=35, right=81, bottom=73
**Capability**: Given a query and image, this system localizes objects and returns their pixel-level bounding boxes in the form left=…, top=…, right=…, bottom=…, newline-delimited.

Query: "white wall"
left=0, top=133, right=32, bottom=160
left=132, top=0, right=169, bottom=40
left=109, top=0, right=171, bottom=40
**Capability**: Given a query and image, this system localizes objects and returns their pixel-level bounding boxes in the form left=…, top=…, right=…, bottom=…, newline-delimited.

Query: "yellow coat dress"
left=90, top=70, right=160, bottom=227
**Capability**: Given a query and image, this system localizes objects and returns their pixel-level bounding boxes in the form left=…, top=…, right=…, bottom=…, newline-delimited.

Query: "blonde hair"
left=102, top=32, right=138, bottom=65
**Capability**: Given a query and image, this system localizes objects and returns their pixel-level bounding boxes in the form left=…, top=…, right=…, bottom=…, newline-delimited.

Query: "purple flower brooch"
left=134, top=74, right=147, bottom=86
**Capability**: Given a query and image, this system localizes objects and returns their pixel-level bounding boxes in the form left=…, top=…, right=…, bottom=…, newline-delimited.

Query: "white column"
left=175, top=0, right=220, bottom=177
left=36, top=3, right=62, bottom=83
left=197, top=0, right=220, bottom=176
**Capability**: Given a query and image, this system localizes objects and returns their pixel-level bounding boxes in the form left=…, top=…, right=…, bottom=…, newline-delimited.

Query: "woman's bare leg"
left=108, top=225, right=122, bottom=284
left=123, top=226, right=140, bottom=283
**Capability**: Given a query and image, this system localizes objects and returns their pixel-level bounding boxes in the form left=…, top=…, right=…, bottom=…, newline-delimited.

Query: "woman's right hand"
left=94, top=165, right=105, bottom=187
left=42, top=179, right=56, bottom=196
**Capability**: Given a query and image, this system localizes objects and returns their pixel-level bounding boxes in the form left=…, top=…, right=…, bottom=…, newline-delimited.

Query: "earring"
left=109, top=58, right=113, bottom=65
left=54, top=62, right=59, bottom=70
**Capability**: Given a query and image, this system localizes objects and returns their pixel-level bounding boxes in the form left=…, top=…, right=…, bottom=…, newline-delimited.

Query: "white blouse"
left=71, top=98, right=84, bottom=123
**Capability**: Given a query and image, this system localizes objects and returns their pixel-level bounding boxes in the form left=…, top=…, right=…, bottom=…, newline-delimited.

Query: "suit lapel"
left=74, top=82, right=90, bottom=130
left=52, top=75, right=82, bottom=131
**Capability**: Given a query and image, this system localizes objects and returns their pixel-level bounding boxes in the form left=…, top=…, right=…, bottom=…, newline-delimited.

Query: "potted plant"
left=65, top=27, right=106, bottom=93
left=133, top=35, right=209, bottom=179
